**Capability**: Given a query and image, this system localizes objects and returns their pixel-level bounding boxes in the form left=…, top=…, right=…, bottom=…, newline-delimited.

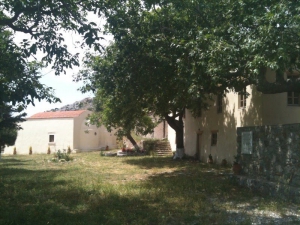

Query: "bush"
left=51, top=149, right=73, bottom=162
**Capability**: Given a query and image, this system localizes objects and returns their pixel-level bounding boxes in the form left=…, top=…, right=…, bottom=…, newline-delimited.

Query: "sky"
left=15, top=16, right=112, bottom=117
left=25, top=68, right=93, bottom=117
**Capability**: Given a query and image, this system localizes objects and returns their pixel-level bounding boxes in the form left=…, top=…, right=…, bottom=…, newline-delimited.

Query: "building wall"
left=5, top=110, right=118, bottom=155
left=4, top=118, right=74, bottom=155
left=184, top=69, right=300, bottom=164
left=74, top=110, right=117, bottom=151
left=184, top=85, right=264, bottom=164
left=144, top=119, right=168, bottom=140
left=262, top=69, right=300, bottom=125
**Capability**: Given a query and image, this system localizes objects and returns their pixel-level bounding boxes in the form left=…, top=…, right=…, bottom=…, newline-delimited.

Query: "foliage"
left=0, top=0, right=109, bottom=145
left=80, top=0, right=300, bottom=151
left=78, top=53, right=158, bottom=147
left=0, top=0, right=105, bottom=75
left=0, top=104, right=25, bottom=149
left=0, top=28, right=59, bottom=147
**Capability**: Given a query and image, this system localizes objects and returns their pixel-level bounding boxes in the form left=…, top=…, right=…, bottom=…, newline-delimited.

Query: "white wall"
left=5, top=118, right=74, bottom=155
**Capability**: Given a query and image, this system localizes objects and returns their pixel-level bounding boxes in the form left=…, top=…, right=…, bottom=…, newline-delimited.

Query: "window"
left=211, top=132, right=218, bottom=146
left=238, top=89, right=246, bottom=108
left=49, top=135, right=55, bottom=143
left=217, top=94, right=223, bottom=113
left=287, top=75, right=299, bottom=106
left=287, top=92, right=299, bottom=105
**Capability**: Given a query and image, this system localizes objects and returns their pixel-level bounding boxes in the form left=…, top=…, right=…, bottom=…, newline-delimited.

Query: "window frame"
left=211, top=131, right=218, bottom=146
left=238, top=89, right=247, bottom=109
left=287, top=75, right=300, bottom=106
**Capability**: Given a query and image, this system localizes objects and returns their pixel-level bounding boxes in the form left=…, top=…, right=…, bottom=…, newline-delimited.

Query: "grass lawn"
left=0, top=152, right=298, bottom=225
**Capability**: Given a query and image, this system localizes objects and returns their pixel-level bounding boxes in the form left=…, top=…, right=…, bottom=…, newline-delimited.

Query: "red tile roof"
left=29, top=110, right=87, bottom=119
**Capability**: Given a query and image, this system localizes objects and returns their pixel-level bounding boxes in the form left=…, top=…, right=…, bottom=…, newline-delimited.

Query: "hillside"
left=47, top=97, right=94, bottom=112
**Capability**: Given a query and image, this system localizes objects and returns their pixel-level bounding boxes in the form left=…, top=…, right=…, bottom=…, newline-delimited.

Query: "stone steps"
left=154, top=141, right=172, bottom=156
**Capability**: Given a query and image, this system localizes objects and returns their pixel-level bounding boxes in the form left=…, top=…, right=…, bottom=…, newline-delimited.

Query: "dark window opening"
left=49, top=135, right=55, bottom=143
left=211, top=132, right=217, bottom=146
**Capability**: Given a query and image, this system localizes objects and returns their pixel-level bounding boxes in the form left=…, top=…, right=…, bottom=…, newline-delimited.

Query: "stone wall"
left=236, top=124, right=300, bottom=202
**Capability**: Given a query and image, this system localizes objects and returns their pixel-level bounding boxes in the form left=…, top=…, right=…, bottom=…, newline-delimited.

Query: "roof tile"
left=29, top=110, right=87, bottom=119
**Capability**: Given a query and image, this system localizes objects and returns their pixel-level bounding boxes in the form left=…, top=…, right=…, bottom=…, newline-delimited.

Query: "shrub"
left=52, top=149, right=73, bottom=162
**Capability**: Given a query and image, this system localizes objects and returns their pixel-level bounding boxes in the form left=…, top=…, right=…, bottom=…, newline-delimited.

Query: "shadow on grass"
left=0, top=156, right=298, bottom=225
left=124, top=156, right=207, bottom=170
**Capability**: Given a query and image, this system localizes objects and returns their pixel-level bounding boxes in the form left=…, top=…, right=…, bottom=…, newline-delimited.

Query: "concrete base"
left=173, top=148, right=184, bottom=159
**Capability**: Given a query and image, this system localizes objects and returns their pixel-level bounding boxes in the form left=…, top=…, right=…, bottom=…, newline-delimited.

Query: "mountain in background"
left=47, top=97, right=94, bottom=112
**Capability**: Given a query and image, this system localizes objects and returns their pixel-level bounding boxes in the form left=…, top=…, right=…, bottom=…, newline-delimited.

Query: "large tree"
left=81, top=0, right=300, bottom=152
left=79, top=2, right=206, bottom=151
left=78, top=49, right=157, bottom=149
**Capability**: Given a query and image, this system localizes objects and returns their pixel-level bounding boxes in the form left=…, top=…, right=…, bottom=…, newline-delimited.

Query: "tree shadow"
left=0, top=156, right=298, bottom=225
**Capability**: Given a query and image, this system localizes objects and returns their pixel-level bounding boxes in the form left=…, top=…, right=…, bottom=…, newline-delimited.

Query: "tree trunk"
left=126, top=133, right=140, bottom=150
left=165, top=111, right=184, bottom=158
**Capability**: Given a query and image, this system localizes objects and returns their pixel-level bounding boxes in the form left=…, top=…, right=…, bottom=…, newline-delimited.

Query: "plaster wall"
left=74, top=111, right=117, bottom=151
left=184, top=85, right=264, bottom=164
left=262, top=69, right=300, bottom=125
left=5, top=118, right=74, bottom=155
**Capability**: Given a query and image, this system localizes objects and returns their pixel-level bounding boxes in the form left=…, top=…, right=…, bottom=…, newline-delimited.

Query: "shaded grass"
left=0, top=152, right=298, bottom=225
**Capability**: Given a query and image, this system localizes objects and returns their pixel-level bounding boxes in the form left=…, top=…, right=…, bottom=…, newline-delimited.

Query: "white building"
left=168, top=69, right=300, bottom=163
left=5, top=110, right=117, bottom=155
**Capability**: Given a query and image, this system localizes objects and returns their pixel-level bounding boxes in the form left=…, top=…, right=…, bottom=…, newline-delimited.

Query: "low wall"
left=236, top=124, right=300, bottom=202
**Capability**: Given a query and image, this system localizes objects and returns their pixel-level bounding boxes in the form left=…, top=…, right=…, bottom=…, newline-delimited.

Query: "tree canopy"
left=80, top=0, right=300, bottom=150
left=0, top=0, right=105, bottom=74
